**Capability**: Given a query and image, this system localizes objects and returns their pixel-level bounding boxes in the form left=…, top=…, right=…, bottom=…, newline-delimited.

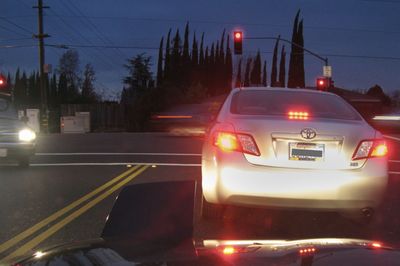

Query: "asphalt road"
left=0, top=132, right=400, bottom=261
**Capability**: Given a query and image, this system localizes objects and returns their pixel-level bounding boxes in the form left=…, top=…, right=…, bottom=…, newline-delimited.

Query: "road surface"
left=0, top=132, right=399, bottom=261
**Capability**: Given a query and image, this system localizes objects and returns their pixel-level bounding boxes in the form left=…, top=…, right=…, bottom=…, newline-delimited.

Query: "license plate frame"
left=289, top=142, right=324, bottom=161
left=0, top=149, right=7, bottom=157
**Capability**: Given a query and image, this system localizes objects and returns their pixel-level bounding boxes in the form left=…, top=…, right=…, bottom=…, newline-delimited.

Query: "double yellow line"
left=0, top=164, right=149, bottom=263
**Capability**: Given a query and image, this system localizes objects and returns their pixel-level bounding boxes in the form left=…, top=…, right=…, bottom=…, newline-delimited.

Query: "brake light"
left=213, top=131, right=260, bottom=156
left=214, top=132, right=240, bottom=152
left=371, top=242, right=382, bottom=248
left=371, top=143, right=388, bottom=157
left=288, top=111, right=309, bottom=120
left=218, top=245, right=261, bottom=256
left=353, top=139, right=388, bottom=160
left=222, top=246, right=236, bottom=255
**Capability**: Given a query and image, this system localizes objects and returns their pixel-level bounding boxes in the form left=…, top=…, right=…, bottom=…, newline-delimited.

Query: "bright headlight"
left=19, top=129, right=36, bottom=142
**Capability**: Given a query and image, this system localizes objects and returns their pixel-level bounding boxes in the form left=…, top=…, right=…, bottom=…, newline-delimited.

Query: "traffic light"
left=0, top=74, right=6, bottom=88
left=316, top=77, right=330, bottom=91
left=233, top=31, right=243, bottom=55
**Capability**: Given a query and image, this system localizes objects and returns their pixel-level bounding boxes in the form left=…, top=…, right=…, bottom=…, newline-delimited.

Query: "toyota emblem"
left=300, top=128, right=317, bottom=139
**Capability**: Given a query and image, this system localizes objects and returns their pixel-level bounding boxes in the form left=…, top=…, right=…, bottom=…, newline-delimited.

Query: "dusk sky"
left=2, top=0, right=400, bottom=99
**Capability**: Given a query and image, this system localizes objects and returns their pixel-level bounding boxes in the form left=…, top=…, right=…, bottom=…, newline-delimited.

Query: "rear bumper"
left=202, top=150, right=388, bottom=212
left=0, top=142, right=35, bottom=159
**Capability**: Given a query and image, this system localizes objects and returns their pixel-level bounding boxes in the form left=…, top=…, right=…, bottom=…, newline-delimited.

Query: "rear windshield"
left=230, top=90, right=362, bottom=121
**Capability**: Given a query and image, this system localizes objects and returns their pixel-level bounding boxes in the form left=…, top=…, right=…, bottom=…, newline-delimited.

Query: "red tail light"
left=213, top=131, right=260, bottom=156
left=352, top=139, right=388, bottom=160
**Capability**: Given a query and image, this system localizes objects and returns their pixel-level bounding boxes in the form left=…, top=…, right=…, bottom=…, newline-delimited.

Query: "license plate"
left=289, top=142, right=324, bottom=161
left=0, top=149, right=7, bottom=157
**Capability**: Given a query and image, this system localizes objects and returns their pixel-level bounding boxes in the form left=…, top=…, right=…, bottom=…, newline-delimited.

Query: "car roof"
left=231, top=87, right=336, bottom=96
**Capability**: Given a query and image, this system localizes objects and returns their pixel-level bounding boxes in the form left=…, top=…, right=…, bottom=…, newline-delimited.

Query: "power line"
left=63, top=1, right=128, bottom=60
left=47, top=43, right=400, bottom=62
left=47, top=8, right=118, bottom=71
left=50, top=1, right=126, bottom=70
left=0, top=44, right=36, bottom=49
left=321, top=53, right=400, bottom=61
left=43, top=15, right=400, bottom=35
left=0, top=24, right=29, bottom=37
left=0, top=37, right=34, bottom=42
left=0, top=17, right=35, bottom=35
left=47, top=44, right=158, bottom=50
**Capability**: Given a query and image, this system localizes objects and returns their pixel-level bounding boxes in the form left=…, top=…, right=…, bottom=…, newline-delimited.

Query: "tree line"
left=10, top=49, right=100, bottom=109
left=5, top=10, right=309, bottom=131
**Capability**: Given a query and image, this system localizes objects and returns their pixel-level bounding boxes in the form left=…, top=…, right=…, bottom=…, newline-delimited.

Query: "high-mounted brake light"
left=299, top=247, right=316, bottom=256
left=353, top=139, right=388, bottom=160
left=213, top=131, right=260, bottom=156
left=288, top=111, right=309, bottom=120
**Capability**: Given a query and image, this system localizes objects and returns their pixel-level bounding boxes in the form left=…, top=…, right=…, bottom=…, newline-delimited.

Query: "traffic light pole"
left=245, top=36, right=329, bottom=66
left=33, top=0, right=49, bottom=132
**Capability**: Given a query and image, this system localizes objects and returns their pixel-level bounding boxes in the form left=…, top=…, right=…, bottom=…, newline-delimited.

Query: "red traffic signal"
left=316, top=77, right=330, bottom=91
left=233, top=31, right=243, bottom=55
left=0, top=74, right=7, bottom=89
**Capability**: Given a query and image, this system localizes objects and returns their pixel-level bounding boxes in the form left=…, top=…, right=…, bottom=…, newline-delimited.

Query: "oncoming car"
left=201, top=87, right=388, bottom=221
left=0, top=97, right=36, bottom=167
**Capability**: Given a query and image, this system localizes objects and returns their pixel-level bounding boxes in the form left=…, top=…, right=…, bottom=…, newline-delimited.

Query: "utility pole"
left=33, top=0, right=50, bottom=132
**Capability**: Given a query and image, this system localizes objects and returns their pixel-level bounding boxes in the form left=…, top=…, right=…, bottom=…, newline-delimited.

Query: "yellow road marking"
left=2, top=165, right=149, bottom=262
left=0, top=165, right=141, bottom=255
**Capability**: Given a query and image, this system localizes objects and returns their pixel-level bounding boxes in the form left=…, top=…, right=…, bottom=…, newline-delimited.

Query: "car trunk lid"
left=231, top=115, right=375, bottom=170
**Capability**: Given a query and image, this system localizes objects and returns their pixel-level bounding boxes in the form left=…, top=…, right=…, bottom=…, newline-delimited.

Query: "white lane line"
left=384, top=135, right=400, bottom=142
left=36, top=152, right=201, bottom=156
left=30, top=162, right=201, bottom=167
left=389, top=171, right=400, bottom=175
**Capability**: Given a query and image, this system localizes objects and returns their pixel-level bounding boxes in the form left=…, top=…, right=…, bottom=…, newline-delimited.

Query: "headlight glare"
left=19, top=129, right=36, bottom=142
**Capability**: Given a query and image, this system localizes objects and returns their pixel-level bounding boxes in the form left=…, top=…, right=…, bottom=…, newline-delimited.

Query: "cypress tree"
left=220, top=29, right=225, bottom=58
left=271, top=36, right=280, bottom=87
left=182, top=23, right=190, bottom=65
left=288, top=10, right=300, bottom=88
left=164, top=29, right=172, bottom=81
left=244, top=58, right=252, bottom=87
left=225, top=34, right=233, bottom=93
left=156, top=37, right=164, bottom=87
left=171, top=29, right=182, bottom=93
left=182, top=23, right=191, bottom=90
left=262, top=60, right=267, bottom=86
left=209, top=43, right=216, bottom=96
left=279, top=45, right=286, bottom=87
left=191, top=32, right=199, bottom=86
left=49, top=73, right=58, bottom=107
left=215, top=41, right=220, bottom=65
left=199, top=33, right=205, bottom=66
left=218, top=30, right=226, bottom=94
left=297, top=19, right=305, bottom=88
left=235, top=59, right=242, bottom=88
left=58, top=73, right=68, bottom=103
left=191, top=32, right=199, bottom=68
left=250, top=52, right=262, bottom=85
left=20, top=72, right=27, bottom=105
left=13, top=68, right=23, bottom=105
left=27, top=72, right=36, bottom=105
left=204, top=46, right=209, bottom=92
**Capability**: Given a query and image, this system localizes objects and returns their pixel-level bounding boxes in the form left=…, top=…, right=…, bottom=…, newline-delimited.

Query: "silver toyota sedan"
left=201, top=87, right=388, bottom=221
